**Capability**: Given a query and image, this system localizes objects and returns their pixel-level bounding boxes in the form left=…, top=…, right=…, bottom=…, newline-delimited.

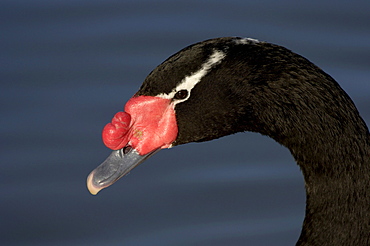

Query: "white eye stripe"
left=156, top=50, right=226, bottom=103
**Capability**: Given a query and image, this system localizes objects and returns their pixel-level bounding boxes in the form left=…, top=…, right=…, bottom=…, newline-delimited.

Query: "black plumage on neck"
left=137, top=37, right=370, bottom=245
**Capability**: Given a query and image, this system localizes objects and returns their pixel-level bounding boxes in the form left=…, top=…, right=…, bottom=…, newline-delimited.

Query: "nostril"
left=123, top=145, right=132, bottom=155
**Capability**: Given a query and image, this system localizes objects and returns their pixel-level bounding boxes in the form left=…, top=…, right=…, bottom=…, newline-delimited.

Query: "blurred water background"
left=1, top=0, right=369, bottom=245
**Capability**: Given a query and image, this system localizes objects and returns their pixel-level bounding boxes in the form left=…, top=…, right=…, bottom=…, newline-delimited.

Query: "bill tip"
left=86, top=172, right=101, bottom=195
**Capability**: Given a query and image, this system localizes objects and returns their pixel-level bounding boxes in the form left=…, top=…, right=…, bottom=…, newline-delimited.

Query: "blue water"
left=1, top=1, right=369, bottom=245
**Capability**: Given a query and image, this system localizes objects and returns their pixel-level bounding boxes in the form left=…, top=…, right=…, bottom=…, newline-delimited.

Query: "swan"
left=87, top=37, right=370, bottom=245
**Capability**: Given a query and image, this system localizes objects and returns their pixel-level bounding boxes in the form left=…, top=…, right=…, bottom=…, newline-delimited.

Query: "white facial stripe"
left=156, top=50, right=226, bottom=103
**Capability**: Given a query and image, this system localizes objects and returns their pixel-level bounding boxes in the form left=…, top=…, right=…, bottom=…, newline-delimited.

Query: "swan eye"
left=174, top=90, right=189, bottom=100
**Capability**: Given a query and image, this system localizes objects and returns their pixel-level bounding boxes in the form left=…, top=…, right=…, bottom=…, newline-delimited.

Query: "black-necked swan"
left=87, top=37, right=370, bottom=245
